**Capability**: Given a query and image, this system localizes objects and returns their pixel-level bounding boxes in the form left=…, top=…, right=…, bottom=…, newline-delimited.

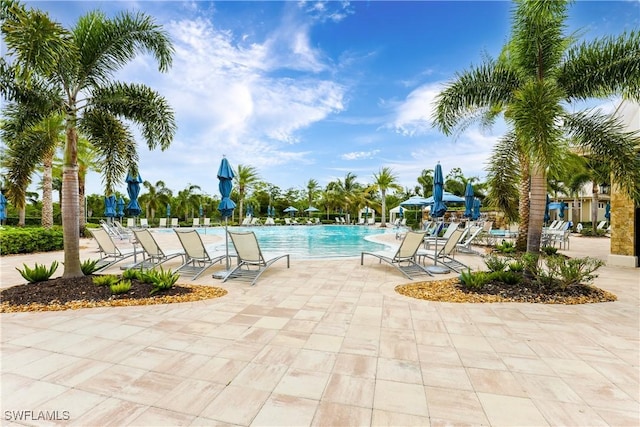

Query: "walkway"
left=1, top=232, right=638, bottom=426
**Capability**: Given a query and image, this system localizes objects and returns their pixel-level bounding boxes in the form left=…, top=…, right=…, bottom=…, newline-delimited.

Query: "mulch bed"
left=396, top=277, right=617, bottom=304
left=0, top=276, right=228, bottom=313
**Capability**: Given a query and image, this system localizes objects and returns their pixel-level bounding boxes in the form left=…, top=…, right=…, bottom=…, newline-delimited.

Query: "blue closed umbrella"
left=605, top=202, right=611, bottom=220
left=246, top=205, right=253, bottom=217
left=473, top=198, right=481, bottom=221
left=166, top=203, right=171, bottom=218
left=104, top=195, right=116, bottom=218
left=0, top=191, right=7, bottom=222
left=116, top=197, right=125, bottom=218
left=267, top=205, right=273, bottom=217
left=126, top=173, right=143, bottom=217
left=199, top=205, right=203, bottom=218
left=431, top=163, right=447, bottom=218
left=558, top=201, right=566, bottom=219
left=217, top=156, right=236, bottom=274
left=399, top=206, right=403, bottom=218
left=544, top=194, right=551, bottom=223
left=463, top=182, right=474, bottom=219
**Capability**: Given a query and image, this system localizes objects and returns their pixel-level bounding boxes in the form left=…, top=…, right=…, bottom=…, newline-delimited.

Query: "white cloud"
left=341, top=150, right=381, bottom=160
left=386, top=82, right=443, bottom=136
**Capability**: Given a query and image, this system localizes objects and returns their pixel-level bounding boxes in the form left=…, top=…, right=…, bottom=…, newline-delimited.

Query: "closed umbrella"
left=199, top=205, right=203, bottom=218
left=558, top=201, right=566, bottom=219
left=544, top=194, right=551, bottom=224
left=428, top=162, right=448, bottom=274
left=605, top=202, right=611, bottom=221
left=116, top=197, right=125, bottom=219
left=0, top=191, right=7, bottom=224
left=216, top=156, right=236, bottom=276
left=104, top=195, right=116, bottom=219
left=463, top=182, right=474, bottom=219
left=472, top=198, right=481, bottom=221
left=399, top=206, right=404, bottom=218
left=126, top=172, right=143, bottom=217
left=166, top=203, right=171, bottom=218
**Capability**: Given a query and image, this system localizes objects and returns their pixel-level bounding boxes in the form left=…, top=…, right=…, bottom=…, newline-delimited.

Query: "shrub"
left=147, top=267, right=180, bottom=295
left=484, top=255, right=508, bottom=272
left=490, top=270, right=523, bottom=286
left=93, top=275, right=120, bottom=287
left=459, top=269, right=491, bottom=290
left=16, top=261, right=59, bottom=283
left=122, top=268, right=144, bottom=281
left=541, top=246, right=558, bottom=256
left=543, top=256, right=605, bottom=290
left=495, top=240, right=516, bottom=254
left=80, top=259, right=100, bottom=275
left=110, top=280, right=132, bottom=295
left=520, top=252, right=540, bottom=277
left=0, top=227, right=64, bottom=255
left=508, top=260, right=524, bottom=273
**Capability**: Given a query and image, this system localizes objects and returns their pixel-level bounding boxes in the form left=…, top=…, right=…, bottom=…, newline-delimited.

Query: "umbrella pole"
left=225, top=217, right=230, bottom=270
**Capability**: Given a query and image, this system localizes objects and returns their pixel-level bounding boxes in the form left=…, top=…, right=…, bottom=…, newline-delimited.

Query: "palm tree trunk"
left=61, top=117, right=83, bottom=278
left=18, top=206, right=25, bottom=227
left=41, top=150, right=54, bottom=228
left=526, top=166, right=546, bottom=253
left=380, top=191, right=387, bottom=227
left=515, top=156, right=530, bottom=252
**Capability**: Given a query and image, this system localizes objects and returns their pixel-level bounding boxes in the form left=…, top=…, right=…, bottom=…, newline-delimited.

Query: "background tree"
left=416, top=169, right=433, bottom=198
left=139, top=180, right=172, bottom=221
left=1, top=0, right=176, bottom=278
left=234, top=164, right=259, bottom=222
left=369, top=167, right=402, bottom=227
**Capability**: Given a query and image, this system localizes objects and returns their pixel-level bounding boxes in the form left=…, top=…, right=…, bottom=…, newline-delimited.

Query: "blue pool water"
left=158, top=225, right=394, bottom=258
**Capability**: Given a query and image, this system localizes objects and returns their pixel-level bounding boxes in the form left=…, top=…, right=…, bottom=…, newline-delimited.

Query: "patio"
left=1, top=233, right=638, bottom=426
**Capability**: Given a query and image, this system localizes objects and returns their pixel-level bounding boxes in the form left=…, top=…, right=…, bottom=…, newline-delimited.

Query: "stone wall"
left=609, top=184, right=638, bottom=267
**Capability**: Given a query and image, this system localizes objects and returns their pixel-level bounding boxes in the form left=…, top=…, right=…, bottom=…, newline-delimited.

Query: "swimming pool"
left=159, top=225, right=395, bottom=258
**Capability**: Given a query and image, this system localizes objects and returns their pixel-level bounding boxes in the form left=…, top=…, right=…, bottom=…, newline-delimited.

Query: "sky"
left=18, top=1, right=640, bottom=200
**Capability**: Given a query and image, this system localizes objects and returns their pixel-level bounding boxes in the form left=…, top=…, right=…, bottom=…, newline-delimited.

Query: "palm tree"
left=433, top=0, right=640, bottom=254
left=174, top=184, right=201, bottom=221
left=417, top=169, right=434, bottom=198
left=139, top=180, right=172, bottom=221
left=305, top=178, right=319, bottom=209
left=1, top=1, right=176, bottom=277
left=369, top=167, right=402, bottom=227
left=235, top=164, right=259, bottom=222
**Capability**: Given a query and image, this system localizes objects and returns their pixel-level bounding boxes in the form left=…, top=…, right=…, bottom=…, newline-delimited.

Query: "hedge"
left=0, top=227, right=65, bottom=255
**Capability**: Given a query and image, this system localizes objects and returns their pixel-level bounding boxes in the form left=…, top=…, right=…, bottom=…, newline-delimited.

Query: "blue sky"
left=26, top=1, right=640, bottom=199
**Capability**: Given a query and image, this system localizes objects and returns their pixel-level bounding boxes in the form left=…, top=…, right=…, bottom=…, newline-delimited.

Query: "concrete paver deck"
left=1, top=230, right=638, bottom=426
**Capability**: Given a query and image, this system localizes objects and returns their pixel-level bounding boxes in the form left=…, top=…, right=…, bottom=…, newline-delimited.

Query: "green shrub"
left=122, top=268, right=143, bottom=281
left=484, top=255, right=508, bottom=272
left=16, top=261, right=59, bottom=283
left=508, top=260, right=524, bottom=273
left=110, top=280, right=132, bottom=295
left=459, top=269, right=491, bottom=290
left=543, top=256, right=605, bottom=290
left=495, top=240, right=516, bottom=254
left=0, top=227, right=64, bottom=255
left=541, top=246, right=558, bottom=256
left=489, top=270, right=523, bottom=286
left=147, top=267, right=180, bottom=295
left=80, top=259, right=100, bottom=275
left=521, top=252, right=540, bottom=277
left=93, top=275, right=120, bottom=287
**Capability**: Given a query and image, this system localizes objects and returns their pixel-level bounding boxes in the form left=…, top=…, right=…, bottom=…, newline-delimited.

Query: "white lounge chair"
left=241, top=216, right=252, bottom=225
left=456, top=225, right=483, bottom=254
left=100, top=220, right=130, bottom=240
left=170, top=218, right=180, bottom=228
left=139, top=218, right=149, bottom=228
left=158, top=218, right=167, bottom=228
left=114, top=220, right=133, bottom=237
left=361, top=231, right=431, bottom=280
left=174, top=230, right=226, bottom=280
left=131, top=229, right=184, bottom=270
left=90, top=228, right=136, bottom=272
left=424, top=222, right=459, bottom=250
left=264, top=217, right=275, bottom=226
left=192, top=217, right=200, bottom=227
left=223, top=231, right=290, bottom=286
left=418, top=226, right=469, bottom=273
left=126, top=218, right=136, bottom=228
left=203, top=218, right=211, bottom=227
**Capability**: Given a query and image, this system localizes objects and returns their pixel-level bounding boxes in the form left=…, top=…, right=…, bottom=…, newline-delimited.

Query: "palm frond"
left=484, top=131, right=521, bottom=222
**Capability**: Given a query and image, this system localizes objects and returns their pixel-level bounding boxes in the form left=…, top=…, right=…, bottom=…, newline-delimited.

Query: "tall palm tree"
left=434, top=0, right=640, bottom=254
left=1, top=1, right=176, bottom=277
left=369, top=167, right=402, bottom=227
left=139, top=180, right=172, bottom=221
left=174, top=184, right=201, bottom=221
left=417, top=169, right=434, bottom=198
left=235, top=164, right=259, bottom=222
left=305, top=178, right=319, bottom=209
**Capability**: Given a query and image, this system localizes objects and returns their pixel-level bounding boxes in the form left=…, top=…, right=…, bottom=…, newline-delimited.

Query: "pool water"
left=160, top=225, right=395, bottom=258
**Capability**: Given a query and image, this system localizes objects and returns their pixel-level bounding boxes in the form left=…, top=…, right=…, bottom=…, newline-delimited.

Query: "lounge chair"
left=456, top=225, right=483, bottom=254
left=264, top=217, right=275, bottom=226
left=361, top=231, right=432, bottom=280
left=203, top=218, right=211, bottom=227
left=170, top=218, right=180, bottom=228
left=126, top=218, right=136, bottom=228
left=100, top=220, right=129, bottom=240
left=418, top=226, right=469, bottom=273
left=174, top=230, right=227, bottom=280
left=113, top=220, right=133, bottom=237
left=223, top=231, right=290, bottom=286
left=367, top=217, right=375, bottom=226
left=139, top=218, right=149, bottom=228
left=90, top=228, right=136, bottom=272
left=424, top=222, right=459, bottom=250
left=241, top=216, right=252, bottom=225
left=596, top=220, right=607, bottom=230
left=250, top=217, right=262, bottom=226
left=158, top=218, right=167, bottom=228
left=357, top=217, right=365, bottom=225
left=192, top=217, right=200, bottom=227
left=131, top=229, right=185, bottom=270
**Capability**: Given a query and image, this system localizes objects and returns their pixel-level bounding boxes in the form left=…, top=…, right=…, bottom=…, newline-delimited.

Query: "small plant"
left=495, top=240, right=516, bottom=254
left=541, top=246, right=558, bottom=256
left=520, top=252, right=540, bottom=277
left=459, top=269, right=490, bottom=290
left=490, top=270, right=523, bottom=286
left=122, top=268, right=143, bottom=280
left=484, top=255, right=508, bottom=272
left=543, top=256, right=605, bottom=290
left=80, top=259, right=100, bottom=275
left=508, top=260, right=524, bottom=273
left=110, top=280, right=132, bottom=295
left=16, top=261, right=59, bottom=283
left=147, top=267, right=180, bottom=295
left=93, top=275, right=120, bottom=287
